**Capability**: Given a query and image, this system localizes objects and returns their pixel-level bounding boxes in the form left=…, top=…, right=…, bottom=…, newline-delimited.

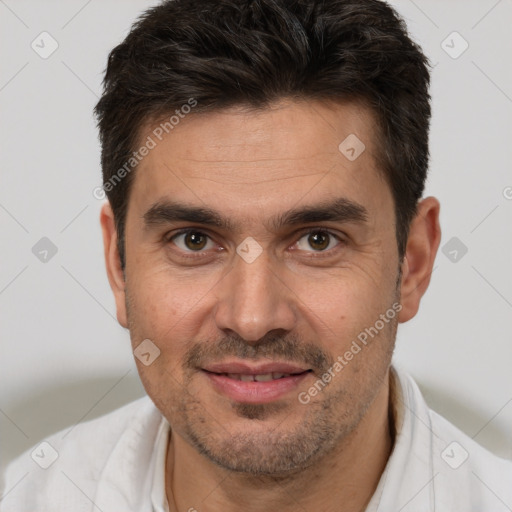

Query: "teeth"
left=254, top=373, right=273, bottom=382
left=224, top=372, right=292, bottom=381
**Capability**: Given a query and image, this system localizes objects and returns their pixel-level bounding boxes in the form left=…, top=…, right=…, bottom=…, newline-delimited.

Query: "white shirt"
left=1, top=366, right=511, bottom=511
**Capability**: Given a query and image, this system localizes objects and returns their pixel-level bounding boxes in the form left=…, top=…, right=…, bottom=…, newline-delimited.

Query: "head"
left=96, top=0, right=441, bottom=475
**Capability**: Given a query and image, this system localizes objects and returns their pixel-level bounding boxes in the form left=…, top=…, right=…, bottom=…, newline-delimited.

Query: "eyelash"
left=165, top=228, right=346, bottom=260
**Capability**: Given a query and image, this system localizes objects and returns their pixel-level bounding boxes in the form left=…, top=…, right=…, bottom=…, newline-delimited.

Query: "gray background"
left=1, top=0, right=511, bottom=476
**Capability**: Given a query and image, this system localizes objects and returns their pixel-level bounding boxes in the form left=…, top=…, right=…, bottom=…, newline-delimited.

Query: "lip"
left=201, top=360, right=312, bottom=404
left=203, top=361, right=309, bottom=375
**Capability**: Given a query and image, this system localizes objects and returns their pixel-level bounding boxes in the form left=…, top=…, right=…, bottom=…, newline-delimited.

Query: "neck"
left=166, top=372, right=394, bottom=512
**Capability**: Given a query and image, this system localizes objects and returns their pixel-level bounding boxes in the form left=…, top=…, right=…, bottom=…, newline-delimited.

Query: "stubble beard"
left=172, top=325, right=397, bottom=477
left=125, top=283, right=399, bottom=478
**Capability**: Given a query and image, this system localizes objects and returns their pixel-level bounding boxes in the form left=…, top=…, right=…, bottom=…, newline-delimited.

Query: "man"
left=1, top=0, right=511, bottom=510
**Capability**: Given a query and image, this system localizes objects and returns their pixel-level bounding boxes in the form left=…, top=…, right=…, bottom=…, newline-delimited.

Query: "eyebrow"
left=143, top=197, right=368, bottom=232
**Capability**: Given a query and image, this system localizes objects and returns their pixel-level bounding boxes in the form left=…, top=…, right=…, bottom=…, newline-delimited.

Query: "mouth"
left=208, top=371, right=306, bottom=382
left=201, top=361, right=313, bottom=404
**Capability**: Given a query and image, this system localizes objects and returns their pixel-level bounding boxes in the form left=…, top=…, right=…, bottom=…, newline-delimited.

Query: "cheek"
left=128, top=265, right=211, bottom=329
left=287, top=262, right=398, bottom=360
left=127, top=279, right=193, bottom=410
left=126, top=268, right=222, bottom=373
left=292, top=262, right=393, bottom=318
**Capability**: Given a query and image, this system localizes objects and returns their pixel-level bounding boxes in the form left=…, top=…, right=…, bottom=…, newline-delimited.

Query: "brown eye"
left=296, top=230, right=340, bottom=252
left=308, top=232, right=329, bottom=250
left=184, top=232, right=207, bottom=250
left=171, top=231, right=213, bottom=252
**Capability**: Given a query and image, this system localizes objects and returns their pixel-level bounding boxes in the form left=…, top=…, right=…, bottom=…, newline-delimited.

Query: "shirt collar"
left=366, top=364, right=436, bottom=511
left=151, top=415, right=171, bottom=512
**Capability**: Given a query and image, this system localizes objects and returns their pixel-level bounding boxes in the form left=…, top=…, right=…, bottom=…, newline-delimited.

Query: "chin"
left=181, top=398, right=349, bottom=476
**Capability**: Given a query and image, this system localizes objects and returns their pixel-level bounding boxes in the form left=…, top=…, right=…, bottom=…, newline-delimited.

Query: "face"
left=106, top=99, right=406, bottom=475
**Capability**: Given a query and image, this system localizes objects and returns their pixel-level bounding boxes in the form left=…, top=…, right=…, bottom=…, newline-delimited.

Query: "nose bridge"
left=214, top=249, right=296, bottom=342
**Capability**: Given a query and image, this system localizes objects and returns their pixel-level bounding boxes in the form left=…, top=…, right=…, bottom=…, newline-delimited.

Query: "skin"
left=100, top=99, right=441, bottom=512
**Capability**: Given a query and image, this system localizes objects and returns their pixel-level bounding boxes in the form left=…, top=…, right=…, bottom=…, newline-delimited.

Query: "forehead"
left=129, top=99, right=391, bottom=225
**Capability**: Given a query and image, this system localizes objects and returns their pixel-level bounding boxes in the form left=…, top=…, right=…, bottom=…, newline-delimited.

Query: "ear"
left=398, top=196, right=441, bottom=323
left=100, top=202, right=128, bottom=328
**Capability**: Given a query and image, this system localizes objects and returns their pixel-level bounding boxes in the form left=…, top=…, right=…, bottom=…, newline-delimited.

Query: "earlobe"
left=398, top=197, right=441, bottom=323
left=100, top=202, right=128, bottom=328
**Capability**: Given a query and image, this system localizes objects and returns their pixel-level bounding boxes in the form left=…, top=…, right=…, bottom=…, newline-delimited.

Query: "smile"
left=201, top=362, right=313, bottom=404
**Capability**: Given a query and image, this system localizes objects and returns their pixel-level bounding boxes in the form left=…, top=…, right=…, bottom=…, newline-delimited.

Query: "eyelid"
left=294, top=226, right=345, bottom=240
left=166, top=227, right=215, bottom=242
left=166, top=228, right=219, bottom=256
left=292, top=227, right=345, bottom=253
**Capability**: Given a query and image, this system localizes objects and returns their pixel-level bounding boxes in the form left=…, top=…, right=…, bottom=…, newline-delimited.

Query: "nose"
left=213, top=248, right=297, bottom=343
